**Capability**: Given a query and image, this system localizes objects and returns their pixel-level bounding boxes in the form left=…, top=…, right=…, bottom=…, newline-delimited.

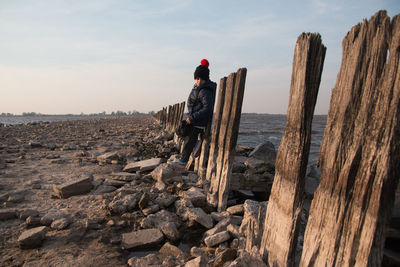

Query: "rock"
left=180, top=187, right=207, bottom=207
left=123, top=194, right=140, bottom=211
left=97, top=152, right=120, bottom=162
left=235, top=190, right=255, bottom=198
left=138, top=192, right=150, bottom=210
left=110, top=172, right=139, bottom=182
left=0, top=209, right=18, bottom=220
left=214, top=248, right=237, bottom=267
left=185, top=256, right=208, bottom=267
left=142, top=204, right=160, bottom=216
left=108, top=199, right=126, bottom=215
left=51, top=217, right=71, bottom=230
left=227, top=204, right=244, bottom=215
left=160, top=222, right=181, bottom=241
left=94, top=185, right=117, bottom=194
left=19, top=209, right=39, bottom=220
left=29, top=141, right=42, bottom=148
left=159, top=242, right=184, bottom=257
left=141, top=210, right=181, bottom=229
left=155, top=193, right=177, bottom=208
left=40, top=212, right=65, bottom=226
left=128, top=253, right=161, bottom=267
left=18, top=226, right=47, bottom=249
left=305, top=176, right=320, bottom=196
left=52, top=173, right=93, bottom=198
left=227, top=250, right=267, bottom=267
left=187, top=208, right=213, bottom=229
left=121, top=228, right=164, bottom=250
left=248, top=141, right=276, bottom=165
left=211, top=211, right=231, bottom=222
left=204, top=231, right=231, bottom=247
left=239, top=200, right=268, bottom=252
left=227, top=224, right=240, bottom=238
left=26, top=216, right=42, bottom=227
left=123, top=158, right=163, bottom=172
left=175, top=198, right=194, bottom=220
left=103, top=179, right=127, bottom=188
left=85, top=219, right=102, bottom=230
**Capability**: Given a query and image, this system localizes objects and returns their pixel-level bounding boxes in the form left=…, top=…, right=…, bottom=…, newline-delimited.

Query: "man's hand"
left=186, top=117, right=191, bottom=124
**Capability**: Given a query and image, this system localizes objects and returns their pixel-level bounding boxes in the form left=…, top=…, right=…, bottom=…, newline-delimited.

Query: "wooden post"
left=300, top=11, right=400, bottom=266
left=259, top=33, right=326, bottom=267
left=208, top=73, right=236, bottom=208
left=206, top=77, right=227, bottom=181
left=207, top=68, right=247, bottom=211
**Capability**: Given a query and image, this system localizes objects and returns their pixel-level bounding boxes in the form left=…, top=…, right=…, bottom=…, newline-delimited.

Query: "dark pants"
left=182, top=126, right=203, bottom=162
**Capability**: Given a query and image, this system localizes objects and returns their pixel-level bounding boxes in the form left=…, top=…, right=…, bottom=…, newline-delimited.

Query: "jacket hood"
left=198, top=80, right=217, bottom=92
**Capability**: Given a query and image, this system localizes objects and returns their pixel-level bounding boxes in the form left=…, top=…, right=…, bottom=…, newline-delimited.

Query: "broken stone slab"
left=239, top=200, right=268, bottom=252
left=97, top=151, right=120, bottom=162
left=40, top=212, right=66, bottom=226
left=18, top=226, right=47, bottom=249
left=142, top=204, right=160, bottom=216
left=160, top=222, right=181, bottom=241
left=211, top=211, right=231, bottom=222
left=140, top=210, right=182, bottom=229
left=52, top=173, right=94, bottom=198
left=204, top=231, right=230, bottom=247
left=227, top=204, right=244, bottom=215
left=184, top=256, right=208, bottom=267
left=187, top=207, right=214, bottom=229
left=159, top=242, right=184, bottom=257
left=175, top=198, right=194, bottom=220
left=0, top=209, right=18, bottom=220
left=51, top=217, right=71, bottom=230
left=123, top=158, right=163, bottom=173
left=180, top=187, right=207, bottom=207
left=155, top=192, right=177, bottom=208
left=110, top=172, right=140, bottom=182
left=121, top=228, right=164, bottom=250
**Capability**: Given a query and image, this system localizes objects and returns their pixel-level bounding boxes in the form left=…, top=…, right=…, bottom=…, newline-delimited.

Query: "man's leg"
left=181, top=126, right=202, bottom=162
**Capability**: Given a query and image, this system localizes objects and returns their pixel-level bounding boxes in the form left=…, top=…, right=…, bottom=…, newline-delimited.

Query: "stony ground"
left=0, top=116, right=273, bottom=267
left=0, top=116, right=171, bottom=266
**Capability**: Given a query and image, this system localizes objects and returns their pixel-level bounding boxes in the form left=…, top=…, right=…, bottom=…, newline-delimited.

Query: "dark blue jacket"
left=187, top=80, right=217, bottom=127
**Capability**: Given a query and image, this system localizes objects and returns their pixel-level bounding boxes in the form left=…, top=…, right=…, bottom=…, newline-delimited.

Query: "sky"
left=0, top=0, right=399, bottom=115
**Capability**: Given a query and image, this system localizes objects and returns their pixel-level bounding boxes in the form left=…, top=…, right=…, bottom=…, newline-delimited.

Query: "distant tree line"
left=0, top=111, right=156, bottom=116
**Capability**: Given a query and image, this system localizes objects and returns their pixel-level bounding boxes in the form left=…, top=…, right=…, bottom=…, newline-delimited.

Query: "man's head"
left=194, top=58, right=210, bottom=82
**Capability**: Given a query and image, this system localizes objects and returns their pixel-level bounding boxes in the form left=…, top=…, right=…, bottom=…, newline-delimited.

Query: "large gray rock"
left=123, top=158, right=163, bottom=172
left=248, top=141, right=276, bottom=165
left=52, top=173, right=93, bottom=198
left=187, top=208, right=213, bottom=229
left=18, top=226, right=47, bottom=249
left=239, top=200, right=268, bottom=252
left=180, top=187, right=206, bottom=207
left=121, top=228, right=164, bottom=250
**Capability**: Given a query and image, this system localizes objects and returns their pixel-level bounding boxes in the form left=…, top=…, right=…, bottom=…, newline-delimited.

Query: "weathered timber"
left=195, top=82, right=217, bottom=178
left=300, top=11, right=400, bottom=267
left=207, top=73, right=236, bottom=208
left=205, top=77, right=227, bottom=181
left=259, top=33, right=326, bottom=267
left=217, top=68, right=247, bottom=211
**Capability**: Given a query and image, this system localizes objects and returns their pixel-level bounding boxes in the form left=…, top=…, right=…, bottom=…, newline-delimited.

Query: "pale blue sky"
left=0, top=0, right=398, bottom=114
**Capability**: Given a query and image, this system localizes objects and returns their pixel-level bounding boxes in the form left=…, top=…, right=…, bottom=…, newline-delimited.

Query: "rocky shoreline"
left=0, top=115, right=276, bottom=266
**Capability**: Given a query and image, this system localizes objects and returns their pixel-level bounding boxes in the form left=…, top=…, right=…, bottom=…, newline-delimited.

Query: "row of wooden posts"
left=154, top=10, right=399, bottom=267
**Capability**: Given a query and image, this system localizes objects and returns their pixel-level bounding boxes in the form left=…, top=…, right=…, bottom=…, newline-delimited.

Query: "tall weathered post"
left=300, top=11, right=400, bottom=266
left=207, top=68, right=247, bottom=211
left=205, top=77, right=227, bottom=181
left=259, top=33, right=326, bottom=267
